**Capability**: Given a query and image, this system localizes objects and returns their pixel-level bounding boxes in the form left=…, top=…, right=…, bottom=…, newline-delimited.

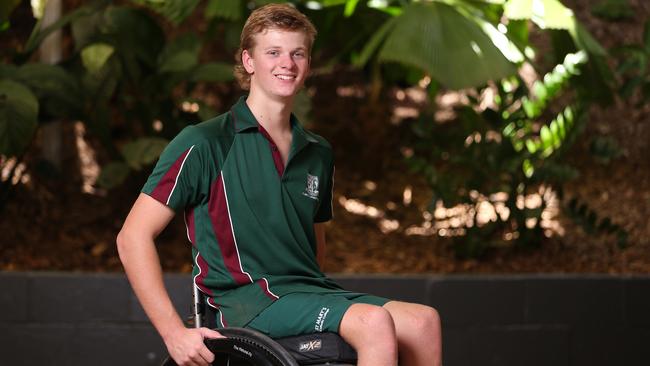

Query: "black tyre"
left=161, top=327, right=298, bottom=366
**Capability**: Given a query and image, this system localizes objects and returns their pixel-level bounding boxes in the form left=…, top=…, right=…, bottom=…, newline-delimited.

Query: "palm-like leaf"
left=205, top=0, right=243, bottom=20
left=374, top=2, right=517, bottom=89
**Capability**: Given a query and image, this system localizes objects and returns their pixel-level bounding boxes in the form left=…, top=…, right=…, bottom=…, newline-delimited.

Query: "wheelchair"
left=161, top=286, right=357, bottom=366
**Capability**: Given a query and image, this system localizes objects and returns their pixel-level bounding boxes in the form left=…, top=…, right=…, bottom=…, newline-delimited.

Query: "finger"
left=189, top=350, right=209, bottom=366
left=199, top=344, right=216, bottom=364
left=200, top=327, right=225, bottom=339
left=177, top=356, right=199, bottom=366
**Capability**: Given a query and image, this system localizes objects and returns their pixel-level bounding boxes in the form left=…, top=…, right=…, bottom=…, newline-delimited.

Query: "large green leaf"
left=205, top=0, right=243, bottom=20
left=376, top=2, right=516, bottom=89
left=0, top=80, right=39, bottom=156
left=130, top=0, right=200, bottom=24
left=96, top=161, right=131, bottom=189
left=568, top=20, right=607, bottom=56
left=355, top=16, right=397, bottom=67
left=504, top=0, right=574, bottom=30
left=71, top=9, right=105, bottom=51
left=23, top=5, right=96, bottom=57
left=82, top=56, right=121, bottom=104
left=120, top=137, right=169, bottom=170
left=0, top=64, right=17, bottom=79
left=190, top=62, right=234, bottom=82
left=102, top=6, right=165, bottom=68
left=81, top=43, right=115, bottom=74
left=158, top=33, right=201, bottom=74
left=14, top=63, right=83, bottom=119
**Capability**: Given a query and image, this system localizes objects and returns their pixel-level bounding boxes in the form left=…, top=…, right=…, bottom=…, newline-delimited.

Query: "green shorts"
left=243, top=292, right=389, bottom=338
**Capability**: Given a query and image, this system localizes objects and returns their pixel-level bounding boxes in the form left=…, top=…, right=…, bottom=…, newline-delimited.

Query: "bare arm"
left=315, top=222, right=327, bottom=270
left=117, top=193, right=221, bottom=366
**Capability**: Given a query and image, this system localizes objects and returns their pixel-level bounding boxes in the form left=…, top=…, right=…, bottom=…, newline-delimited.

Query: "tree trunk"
left=39, top=0, right=63, bottom=170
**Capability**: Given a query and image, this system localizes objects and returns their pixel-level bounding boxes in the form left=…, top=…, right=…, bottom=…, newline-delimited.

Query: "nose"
left=279, top=53, right=295, bottom=69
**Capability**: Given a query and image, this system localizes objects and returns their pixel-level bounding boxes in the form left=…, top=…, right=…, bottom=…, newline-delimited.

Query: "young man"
left=117, top=4, right=441, bottom=366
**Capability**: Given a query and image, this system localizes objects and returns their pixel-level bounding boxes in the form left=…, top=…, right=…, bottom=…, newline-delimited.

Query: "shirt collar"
left=230, top=95, right=318, bottom=144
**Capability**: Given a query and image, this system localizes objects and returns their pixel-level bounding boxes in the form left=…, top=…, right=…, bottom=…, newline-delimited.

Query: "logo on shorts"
left=302, top=174, right=320, bottom=200
left=314, top=307, right=330, bottom=332
left=299, top=339, right=322, bottom=352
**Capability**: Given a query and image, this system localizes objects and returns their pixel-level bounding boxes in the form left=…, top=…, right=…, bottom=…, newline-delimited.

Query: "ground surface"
left=0, top=0, right=648, bottom=274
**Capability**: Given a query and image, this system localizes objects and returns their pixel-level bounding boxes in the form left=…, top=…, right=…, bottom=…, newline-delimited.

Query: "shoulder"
left=166, top=111, right=236, bottom=154
left=304, top=129, right=332, bottom=151
left=301, top=128, right=334, bottom=170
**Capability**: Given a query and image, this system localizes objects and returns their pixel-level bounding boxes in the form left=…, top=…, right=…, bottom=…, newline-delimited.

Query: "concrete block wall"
left=1, top=272, right=648, bottom=366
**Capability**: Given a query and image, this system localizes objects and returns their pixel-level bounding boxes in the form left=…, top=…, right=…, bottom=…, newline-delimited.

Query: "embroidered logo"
left=314, top=307, right=330, bottom=332
left=302, top=174, right=319, bottom=200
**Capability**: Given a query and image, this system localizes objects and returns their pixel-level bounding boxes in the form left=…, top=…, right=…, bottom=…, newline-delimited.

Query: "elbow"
left=115, top=228, right=132, bottom=264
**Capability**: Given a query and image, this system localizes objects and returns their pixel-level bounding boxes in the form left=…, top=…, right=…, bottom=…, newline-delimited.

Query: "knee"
left=361, top=305, right=396, bottom=335
left=341, top=304, right=397, bottom=344
left=411, top=306, right=441, bottom=336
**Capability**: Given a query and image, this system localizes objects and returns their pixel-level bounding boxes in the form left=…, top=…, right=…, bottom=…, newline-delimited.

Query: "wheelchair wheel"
left=161, top=327, right=299, bottom=366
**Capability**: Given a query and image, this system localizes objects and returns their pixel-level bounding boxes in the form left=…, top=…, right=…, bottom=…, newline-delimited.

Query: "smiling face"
left=242, top=29, right=310, bottom=101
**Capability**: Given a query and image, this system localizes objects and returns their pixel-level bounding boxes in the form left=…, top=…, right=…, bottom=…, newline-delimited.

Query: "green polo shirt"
left=142, top=96, right=344, bottom=327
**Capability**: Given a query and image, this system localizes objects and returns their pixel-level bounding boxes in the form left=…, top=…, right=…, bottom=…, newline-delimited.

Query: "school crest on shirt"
left=302, top=174, right=319, bottom=200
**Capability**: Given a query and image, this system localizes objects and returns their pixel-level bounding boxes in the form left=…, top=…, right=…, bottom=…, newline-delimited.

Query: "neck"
left=246, top=89, right=294, bottom=133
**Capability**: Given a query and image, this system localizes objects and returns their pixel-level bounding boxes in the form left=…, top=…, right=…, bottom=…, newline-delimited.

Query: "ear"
left=242, top=49, right=254, bottom=74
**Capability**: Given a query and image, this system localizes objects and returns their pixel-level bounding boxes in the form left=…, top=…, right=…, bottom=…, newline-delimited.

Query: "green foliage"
left=13, top=63, right=83, bottom=119
left=121, top=137, right=169, bottom=170
left=130, top=0, right=200, bottom=24
left=358, top=1, right=517, bottom=89
left=205, top=0, right=244, bottom=21
left=406, top=49, right=596, bottom=257
left=2, top=1, right=236, bottom=191
left=96, top=161, right=131, bottom=190
left=565, top=197, right=628, bottom=248
left=589, top=136, right=621, bottom=164
left=158, top=33, right=201, bottom=73
left=591, top=0, right=634, bottom=21
left=1, top=0, right=628, bottom=256
left=0, top=0, right=21, bottom=27
left=81, top=43, right=115, bottom=73
left=0, top=80, right=39, bottom=156
left=614, top=20, right=650, bottom=103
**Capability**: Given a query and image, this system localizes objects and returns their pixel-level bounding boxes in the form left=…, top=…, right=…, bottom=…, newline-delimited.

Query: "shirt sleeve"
left=314, top=162, right=334, bottom=223
left=141, top=126, right=203, bottom=212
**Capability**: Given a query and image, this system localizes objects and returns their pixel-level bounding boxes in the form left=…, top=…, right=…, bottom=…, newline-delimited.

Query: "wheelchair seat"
left=162, top=327, right=356, bottom=366
left=161, top=287, right=357, bottom=365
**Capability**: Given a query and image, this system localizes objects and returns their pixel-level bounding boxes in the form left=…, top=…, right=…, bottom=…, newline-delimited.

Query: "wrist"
left=160, top=320, right=187, bottom=343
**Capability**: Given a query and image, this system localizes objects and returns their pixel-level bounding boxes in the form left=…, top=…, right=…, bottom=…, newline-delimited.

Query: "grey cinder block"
left=625, top=278, right=650, bottom=326
left=332, top=274, right=430, bottom=304
left=67, top=325, right=165, bottom=366
left=470, top=325, right=569, bottom=366
left=0, top=324, right=75, bottom=365
left=428, top=276, right=526, bottom=326
left=0, top=273, right=28, bottom=322
left=28, top=272, right=131, bottom=323
left=525, top=276, right=624, bottom=325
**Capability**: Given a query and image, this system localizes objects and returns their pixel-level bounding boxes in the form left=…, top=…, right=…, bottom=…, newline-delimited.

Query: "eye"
left=293, top=51, right=305, bottom=58
left=267, top=50, right=279, bottom=56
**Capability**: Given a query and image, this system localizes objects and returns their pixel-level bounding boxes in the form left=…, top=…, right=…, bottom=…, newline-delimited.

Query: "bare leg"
left=383, top=301, right=442, bottom=366
left=339, top=303, right=398, bottom=366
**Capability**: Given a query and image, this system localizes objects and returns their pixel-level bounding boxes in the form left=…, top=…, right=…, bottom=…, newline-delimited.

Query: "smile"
left=275, top=74, right=296, bottom=81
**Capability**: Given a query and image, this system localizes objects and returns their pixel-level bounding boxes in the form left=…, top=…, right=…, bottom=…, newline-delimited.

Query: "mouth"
left=274, top=73, right=297, bottom=81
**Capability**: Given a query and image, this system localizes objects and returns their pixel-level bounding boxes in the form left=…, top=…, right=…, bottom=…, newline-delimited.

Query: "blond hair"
left=234, top=4, right=317, bottom=90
